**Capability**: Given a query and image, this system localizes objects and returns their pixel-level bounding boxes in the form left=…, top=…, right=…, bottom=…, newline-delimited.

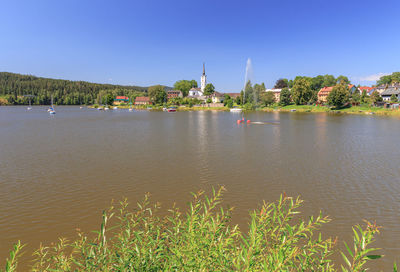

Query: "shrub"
left=2, top=188, right=390, bottom=271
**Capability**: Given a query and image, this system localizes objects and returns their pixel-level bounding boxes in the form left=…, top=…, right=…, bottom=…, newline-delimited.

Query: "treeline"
left=376, top=72, right=400, bottom=86
left=0, top=72, right=162, bottom=105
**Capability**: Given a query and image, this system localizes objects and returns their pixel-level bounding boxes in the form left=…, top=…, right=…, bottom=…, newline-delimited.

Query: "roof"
left=212, top=91, right=224, bottom=97
left=381, top=88, right=400, bottom=96
left=348, top=84, right=355, bottom=89
left=135, top=96, right=150, bottom=102
left=358, top=86, right=373, bottom=91
left=115, top=96, right=129, bottom=100
left=190, top=88, right=201, bottom=91
left=167, top=90, right=182, bottom=94
left=266, top=88, right=282, bottom=93
left=318, top=86, right=334, bottom=95
left=225, top=93, right=241, bottom=98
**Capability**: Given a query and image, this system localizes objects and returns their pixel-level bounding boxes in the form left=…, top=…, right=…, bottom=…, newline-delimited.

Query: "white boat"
left=27, top=99, right=32, bottom=110
left=230, top=107, right=242, bottom=113
left=113, top=106, right=118, bottom=110
left=104, top=106, right=110, bottom=111
left=128, top=108, right=133, bottom=112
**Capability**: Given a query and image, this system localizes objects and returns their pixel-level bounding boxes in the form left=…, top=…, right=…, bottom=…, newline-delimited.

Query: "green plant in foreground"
left=2, top=187, right=394, bottom=271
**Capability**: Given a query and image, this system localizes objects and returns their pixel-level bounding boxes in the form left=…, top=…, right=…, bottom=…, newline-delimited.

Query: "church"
left=188, top=63, right=207, bottom=97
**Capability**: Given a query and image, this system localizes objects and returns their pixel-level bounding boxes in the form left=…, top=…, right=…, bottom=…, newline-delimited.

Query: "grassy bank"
left=262, top=105, right=400, bottom=116
left=3, top=187, right=395, bottom=271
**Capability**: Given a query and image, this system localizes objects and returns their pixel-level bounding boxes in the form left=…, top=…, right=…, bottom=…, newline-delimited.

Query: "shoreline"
left=3, top=104, right=400, bottom=116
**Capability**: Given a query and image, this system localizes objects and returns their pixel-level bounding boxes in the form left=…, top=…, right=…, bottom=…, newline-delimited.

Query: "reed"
left=2, top=187, right=396, bottom=271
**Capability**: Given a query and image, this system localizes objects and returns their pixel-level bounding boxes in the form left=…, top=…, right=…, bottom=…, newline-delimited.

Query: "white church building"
left=188, top=63, right=207, bottom=98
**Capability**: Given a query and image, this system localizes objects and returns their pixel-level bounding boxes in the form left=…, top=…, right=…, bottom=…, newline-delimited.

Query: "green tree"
left=204, top=83, right=215, bottom=95
left=310, top=75, right=324, bottom=91
left=236, top=94, right=242, bottom=105
left=173, top=80, right=198, bottom=97
left=360, top=90, right=367, bottom=103
left=261, top=91, right=275, bottom=106
left=370, top=91, right=383, bottom=104
left=291, top=78, right=312, bottom=105
left=279, top=88, right=291, bottom=106
left=148, top=85, right=166, bottom=105
left=223, top=94, right=231, bottom=104
left=253, top=83, right=265, bottom=104
left=390, top=94, right=398, bottom=103
left=322, top=75, right=337, bottom=87
left=243, top=81, right=254, bottom=104
left=274, top=78, right=288, bottom=88
left=327, top=83, right=350, bottom=108
left=226, top=99, right=233, bottom=108
left=352, top=91, right=361, bottom=104
left=206, top=98, right=212, bottom=103
left=336, top=75, right=350, bottom=84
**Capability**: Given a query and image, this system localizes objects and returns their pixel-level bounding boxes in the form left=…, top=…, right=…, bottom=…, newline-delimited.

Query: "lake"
left=0, top=106, right=399, bottom=270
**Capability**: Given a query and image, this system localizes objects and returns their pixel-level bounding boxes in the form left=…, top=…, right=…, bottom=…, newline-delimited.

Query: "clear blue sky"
left=1, top=0, right=399, bottom=92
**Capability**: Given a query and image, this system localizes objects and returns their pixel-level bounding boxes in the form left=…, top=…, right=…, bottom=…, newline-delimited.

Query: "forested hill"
left=0, top=72, right=171, bottom=105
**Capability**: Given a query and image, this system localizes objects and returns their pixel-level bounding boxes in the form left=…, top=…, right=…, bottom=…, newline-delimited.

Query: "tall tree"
left=327, top=83, right=350, bottom=108
left=274, top=78, right=289, bottom=89
left=390, top=94, right=398, bottom=103
left=311, top=75, right=324, bottom=91
left=243, top=81, right=254, bottom=104
left=261, top=91, right=275, bottom=106
left=279, top=88, right=291, bottom=106
left=360, top=90, right=367, bottom=103
left=370, top=91, right=383, bottom=104
left=336, top=75, right=350, bottom=84
left=253, top=83, right=265, bottom=104
left=173, top=80, right=198, bottom=97
left=291, top=78, right=312, bottom=105
left=322, top=75, right=337, bottom=87
left=148, top=85, right=166, bottom=105
left=203, top=83, right=215, bottom=95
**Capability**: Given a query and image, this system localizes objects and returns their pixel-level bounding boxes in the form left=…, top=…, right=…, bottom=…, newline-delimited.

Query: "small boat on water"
left=230, top=107, right=242, bottom=113
left=27, top=98, right=32, bottom=110
left=167, top=107, right=177, bottom=112
left=113, top=106, right=118, bottom=110
left=162, top=107, right=168, bottom=112
left=49, top=95, right=56, bottom=115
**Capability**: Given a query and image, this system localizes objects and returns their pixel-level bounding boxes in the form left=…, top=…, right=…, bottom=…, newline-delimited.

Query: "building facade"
left=113, top=96, right=130, bottom=105
left=167, top=90, right=183, bottom=100
left=318, top=87, right=334, bottom=103
left=134, top=96, right=152, bottom=105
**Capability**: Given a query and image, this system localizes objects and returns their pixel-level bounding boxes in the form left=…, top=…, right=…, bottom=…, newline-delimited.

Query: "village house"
left=113, top=96, right=129, bottom=105
left=188, top=87, right=203, bottom=97
left=167, top=90, right=183, bottom=100
left=266, top=88, right=282, bottom=102
left=317, top=87, right=334, bottom=103
left=380, top=87, right=400, bottom=101
left=209, top=91, right=225, bottom=103
left=348, top=84, right=357, bottom=94
left=358, top=86, right=373, bottom=95
left=225, top=93, right=241, bottom=100
left=134, top=96, right=152, bottom=105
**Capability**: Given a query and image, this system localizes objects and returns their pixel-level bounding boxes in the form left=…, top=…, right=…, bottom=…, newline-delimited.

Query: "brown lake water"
left=0, top=106, right=399, bottom=270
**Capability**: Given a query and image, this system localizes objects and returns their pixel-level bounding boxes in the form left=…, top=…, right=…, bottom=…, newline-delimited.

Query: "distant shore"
left=4, top=104, right=400, bottom=116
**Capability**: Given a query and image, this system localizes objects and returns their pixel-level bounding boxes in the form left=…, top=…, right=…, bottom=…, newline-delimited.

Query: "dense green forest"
left=0, top=72, right=171, bottom=105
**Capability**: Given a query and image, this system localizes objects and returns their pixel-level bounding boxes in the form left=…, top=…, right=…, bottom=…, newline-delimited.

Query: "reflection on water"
left=0, top=106, right=399, bottom=270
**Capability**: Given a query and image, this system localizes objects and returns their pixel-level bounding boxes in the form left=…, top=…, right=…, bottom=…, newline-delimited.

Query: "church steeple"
left=200, top=62, right=207, bottom=94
